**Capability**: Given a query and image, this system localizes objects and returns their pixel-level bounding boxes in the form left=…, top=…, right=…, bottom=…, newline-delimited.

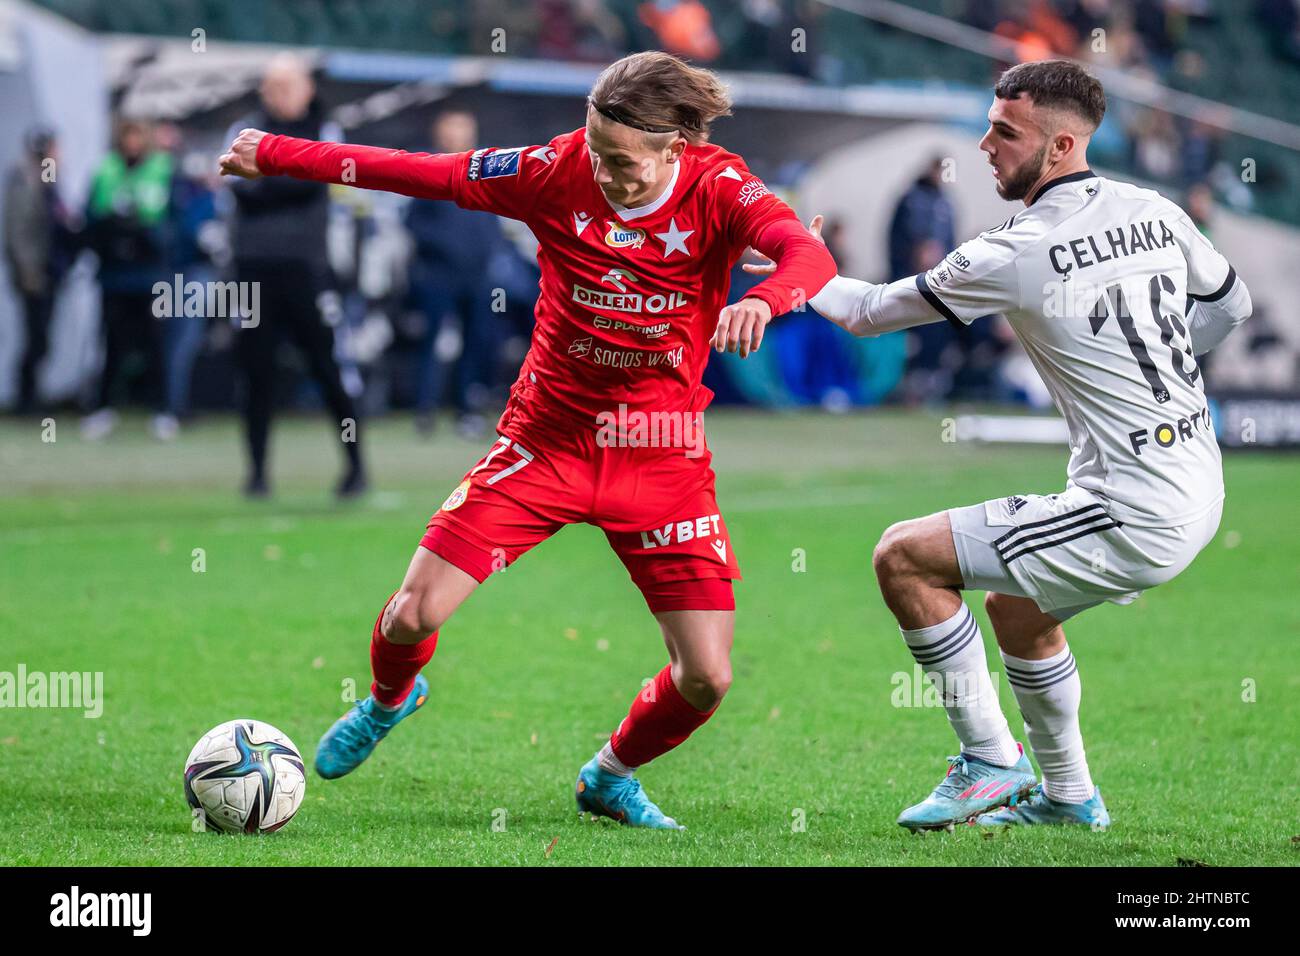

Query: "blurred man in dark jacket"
left=889, top=157, right=1003, bottom=401
left=82, top=119, right=173, bottom=439
left=889, top=157, right=962, bottom=401
left=403, top=110, right=503, bottom=437
left=226, top=54, right=366, bottom=498
left=4, top=127, right=74, bottom=415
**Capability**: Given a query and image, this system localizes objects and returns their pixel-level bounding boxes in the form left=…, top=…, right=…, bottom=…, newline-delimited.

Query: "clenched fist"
left=712, top=296, right=773, bottom=359
left=218, top=128, right=268, bottom=179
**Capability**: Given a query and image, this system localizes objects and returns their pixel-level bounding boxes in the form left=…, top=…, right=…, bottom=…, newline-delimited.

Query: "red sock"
left=609, top=665, right=716, bottom=768
left=369, top=592, right=438, bottom=708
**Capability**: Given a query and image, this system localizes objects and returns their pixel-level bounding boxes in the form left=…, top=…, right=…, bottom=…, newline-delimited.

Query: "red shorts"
left=420, top=424, right=740, bottom=613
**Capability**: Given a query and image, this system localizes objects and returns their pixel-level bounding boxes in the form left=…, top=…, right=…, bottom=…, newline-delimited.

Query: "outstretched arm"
left=808, top=274, right=945, bottom=338
left=219, top=129, right=556, bottom=223
left=743, top=216, right=944, bottom=338
left=219, top=128, right=458, bottom=201
left=713, top=217, right=837, bottom=357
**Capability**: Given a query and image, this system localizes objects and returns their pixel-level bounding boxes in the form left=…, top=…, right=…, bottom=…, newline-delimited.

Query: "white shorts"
left=949, top=486, right=1222, bottom=622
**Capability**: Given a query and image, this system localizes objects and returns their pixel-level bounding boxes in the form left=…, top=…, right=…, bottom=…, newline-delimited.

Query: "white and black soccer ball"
left=184, top=719, right=306, bottom=834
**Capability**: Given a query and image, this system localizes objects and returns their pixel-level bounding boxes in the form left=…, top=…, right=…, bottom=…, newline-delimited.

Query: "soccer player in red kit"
left=219, top=51, right=835, bottom=828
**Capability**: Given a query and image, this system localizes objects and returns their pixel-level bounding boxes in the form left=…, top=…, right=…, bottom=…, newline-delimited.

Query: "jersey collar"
left=605, top=158, right=680, bottom=221
left=1027, top=168, right=1096, bottom=206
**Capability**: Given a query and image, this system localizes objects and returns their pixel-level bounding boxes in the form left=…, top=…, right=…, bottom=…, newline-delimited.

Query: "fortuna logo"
left=49, top=886, right=152, bottom=936
left=1129, top=406, right=1214, bottom=455
left=604, top=220, right=647, bottom=249
left=638, top=514, right=723, bottom=550
left=574, top=211, right=593, bottom=236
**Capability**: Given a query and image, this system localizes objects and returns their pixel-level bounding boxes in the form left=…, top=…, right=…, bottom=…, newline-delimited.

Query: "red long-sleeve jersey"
left=257, top=128, right=835, bottom=437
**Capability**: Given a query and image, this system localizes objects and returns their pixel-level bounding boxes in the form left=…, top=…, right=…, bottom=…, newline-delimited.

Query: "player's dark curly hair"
left=994, top=59, right=1107, bottom=131
left=588, top=51, right=732, bottom=144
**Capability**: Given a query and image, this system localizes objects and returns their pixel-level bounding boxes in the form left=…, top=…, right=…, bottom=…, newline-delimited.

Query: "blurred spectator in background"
left=81, top=118, right=173, bottom=440
left=4, top=126, right=75, bottom=415
left=639, top=0, right=721, bottom=61
left=888, top=157, right=955, bottom=282
left=774, top=215, right=859, bottom=409
left=226, top=53, right=367, bottom=499
left=535, top=0, right=627, bottom=62
left=888, top=157, right=958, bottom=402
left=1129, top=107, right=1180, bottom=181
left=990, top=0, right=1075, bottom=61
left=1257, top=0, right=1300, bottom=63
left=1178, top=117, right=1218, bottom=186
left=1186, top=179, right=1215, bottom=232
left=1185, top=179, right=1220, bottom=376
left=165, top=130, right=225, bottom=421
left=403, top=110, right=504, bottom=438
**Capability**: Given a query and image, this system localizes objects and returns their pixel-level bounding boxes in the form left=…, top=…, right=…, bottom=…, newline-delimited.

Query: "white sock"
left=1001, top=645, right=1095, bottom=805
left=901, top=603, right=1020, bottom=767
left=596, top=741, right=633, bottom=777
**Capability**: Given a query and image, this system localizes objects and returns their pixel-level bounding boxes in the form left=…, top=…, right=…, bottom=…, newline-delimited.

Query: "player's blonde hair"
left=588, top=51, right=732, bottom=145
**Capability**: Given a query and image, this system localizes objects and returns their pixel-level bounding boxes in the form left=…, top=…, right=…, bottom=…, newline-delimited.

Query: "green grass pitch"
left=1, top=409, right=1295, bottom=866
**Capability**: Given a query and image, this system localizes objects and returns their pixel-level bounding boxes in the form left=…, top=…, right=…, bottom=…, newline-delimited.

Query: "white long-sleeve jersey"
left=813, top=170, right=1252, bottom=527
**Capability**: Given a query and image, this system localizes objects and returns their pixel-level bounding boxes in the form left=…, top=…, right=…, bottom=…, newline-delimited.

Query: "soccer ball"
left=184, top=719, right=306, bottom=834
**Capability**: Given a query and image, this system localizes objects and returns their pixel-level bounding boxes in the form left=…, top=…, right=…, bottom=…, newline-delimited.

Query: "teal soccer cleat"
left=897, top=744, right=1038, bottom=831
left=575, top=756, right=684, bottom=830
left=314, top=674, right=429, bottom=780
left=974, top=784, right=1110, bottom=829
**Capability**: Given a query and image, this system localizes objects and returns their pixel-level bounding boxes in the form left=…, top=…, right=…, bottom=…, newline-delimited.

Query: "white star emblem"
left=654, top=218, right=694, bottom=258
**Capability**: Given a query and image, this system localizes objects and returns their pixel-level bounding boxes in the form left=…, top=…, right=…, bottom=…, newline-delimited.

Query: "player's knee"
left=872, top=522, right=918, bottom=588
left=705, top=663, right=733, bottom=702
left=678, top=662, right=731, bottom=710
left=385, top=588, right=445, bottom=642
left=984, top=591, right=1009, bottom=627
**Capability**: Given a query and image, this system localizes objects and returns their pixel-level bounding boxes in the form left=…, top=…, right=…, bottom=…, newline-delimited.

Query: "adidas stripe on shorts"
left=949, top=486, right=1222, bottom=622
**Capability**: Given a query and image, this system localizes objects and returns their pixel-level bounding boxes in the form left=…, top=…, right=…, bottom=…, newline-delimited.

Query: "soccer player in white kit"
left=752, top=60, right=1253, bottom=829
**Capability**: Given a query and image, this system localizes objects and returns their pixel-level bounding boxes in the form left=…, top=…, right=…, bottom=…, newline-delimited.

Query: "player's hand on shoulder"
left=713, top=296, right=773, bottom=359
left=742, top=215, right=825, bottom=277
left=218, top=128, right=267, bottom=180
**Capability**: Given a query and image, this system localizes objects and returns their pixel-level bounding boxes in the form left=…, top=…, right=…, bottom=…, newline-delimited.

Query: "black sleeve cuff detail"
left=1189, top=265, right=1237, bottom=303
left=915, top=272, right=965, bottom=330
